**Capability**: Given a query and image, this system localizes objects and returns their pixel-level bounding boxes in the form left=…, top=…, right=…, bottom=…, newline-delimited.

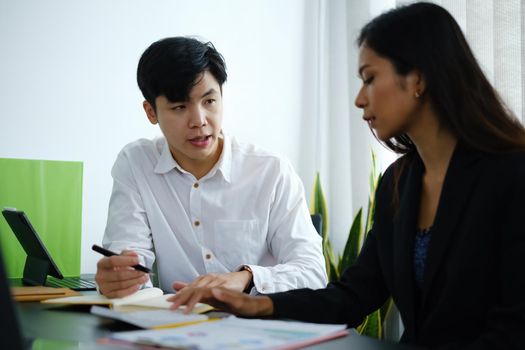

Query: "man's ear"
left=143, top=100, right=158, bottom=125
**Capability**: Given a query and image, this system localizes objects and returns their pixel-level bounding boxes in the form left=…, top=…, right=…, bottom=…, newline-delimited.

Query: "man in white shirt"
left=95, top=37, right=327, bottom=298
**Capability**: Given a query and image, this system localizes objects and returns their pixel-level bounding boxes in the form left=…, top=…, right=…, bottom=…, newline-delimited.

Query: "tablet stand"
left=22, top=256, right=51, bottom=286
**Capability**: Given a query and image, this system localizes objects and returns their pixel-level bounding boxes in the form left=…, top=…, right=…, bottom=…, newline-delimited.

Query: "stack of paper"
left=11, top=286, right=80, bottom=302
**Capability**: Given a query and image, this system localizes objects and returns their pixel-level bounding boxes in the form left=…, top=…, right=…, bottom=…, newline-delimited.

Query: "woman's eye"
left=364, top=76, right=374, bottom=85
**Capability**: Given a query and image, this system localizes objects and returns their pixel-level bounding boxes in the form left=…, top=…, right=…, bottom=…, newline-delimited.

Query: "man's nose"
left=189, top=106, right=207, bottom=127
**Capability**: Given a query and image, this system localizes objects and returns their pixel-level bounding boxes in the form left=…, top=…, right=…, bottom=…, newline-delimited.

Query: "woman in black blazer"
left=170, top=3, right=525, bottom=349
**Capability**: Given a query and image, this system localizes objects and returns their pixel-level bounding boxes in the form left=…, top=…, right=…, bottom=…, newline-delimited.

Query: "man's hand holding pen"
left=92, top=245, right=151, bottom=298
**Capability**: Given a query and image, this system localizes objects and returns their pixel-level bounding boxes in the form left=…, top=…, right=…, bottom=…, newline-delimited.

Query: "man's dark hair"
left=137, top=36, right=227, bottom=109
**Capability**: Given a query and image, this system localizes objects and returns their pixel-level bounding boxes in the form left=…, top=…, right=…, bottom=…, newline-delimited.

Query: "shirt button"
left=193, top=182, right=199, bottom=189
left=194, top=220, right=200, bottom=227
left=205, top=253, right=212, bottom=260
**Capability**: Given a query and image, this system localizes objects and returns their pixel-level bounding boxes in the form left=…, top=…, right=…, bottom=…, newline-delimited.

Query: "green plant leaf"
left=310, top=172, right=328, bottom=242
left=312, top=151, right=388, bottom=336
left=358, top=310, right=382, bottom=339
left=340, top=208, right=362, bottom=273
left=364, top=152, right=381, bottom=237
left=380, top=297, right=393, bottom=338
left=328, top=257, right=339, bottom=282
left=311, top=172, right=334, bottom=279
left=369, top=150, right=377, bottom=193
left=324, top=239, right=339, bottom=282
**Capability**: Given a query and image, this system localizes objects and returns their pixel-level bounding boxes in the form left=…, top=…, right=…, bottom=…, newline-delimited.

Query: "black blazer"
left=270, top=143, right=525, bottom=349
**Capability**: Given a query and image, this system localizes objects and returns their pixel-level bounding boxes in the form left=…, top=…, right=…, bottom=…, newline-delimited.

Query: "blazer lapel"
left=420, top=143, right=482, bottom=306
left=393, top=153, right=423, bottom=337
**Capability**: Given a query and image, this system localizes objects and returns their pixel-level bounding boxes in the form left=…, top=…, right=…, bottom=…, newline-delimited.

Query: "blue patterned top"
left=414, top=227, right=432, bottom=289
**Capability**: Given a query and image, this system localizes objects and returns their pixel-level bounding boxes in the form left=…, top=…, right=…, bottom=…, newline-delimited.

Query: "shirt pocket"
left=213, top=219, right=262, bottom=270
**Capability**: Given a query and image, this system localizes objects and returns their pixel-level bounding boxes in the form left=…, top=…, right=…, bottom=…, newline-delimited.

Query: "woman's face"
left=354, top=45, right=423, bottom=141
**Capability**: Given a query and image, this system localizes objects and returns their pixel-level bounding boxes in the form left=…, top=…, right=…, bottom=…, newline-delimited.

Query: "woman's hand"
left=172, top=270, right=252, bottom=293
left=168, top=286, right=274, bottom=317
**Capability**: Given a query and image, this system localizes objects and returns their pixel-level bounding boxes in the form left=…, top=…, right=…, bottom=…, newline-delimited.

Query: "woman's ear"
left=408, top=69, right=426, bottom=98
left=143, top=100, right=158, bottom=125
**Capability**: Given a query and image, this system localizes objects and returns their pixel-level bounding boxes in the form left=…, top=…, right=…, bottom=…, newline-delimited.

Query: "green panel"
left=0, top=158, right=83, bottom=278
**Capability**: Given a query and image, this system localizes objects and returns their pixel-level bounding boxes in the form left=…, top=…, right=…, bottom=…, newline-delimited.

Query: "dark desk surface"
left=17, top=301, right=415, bottom=350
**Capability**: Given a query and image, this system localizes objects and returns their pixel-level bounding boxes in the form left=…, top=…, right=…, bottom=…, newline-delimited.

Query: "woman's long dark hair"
left=358, top=2, right=525, bottom=156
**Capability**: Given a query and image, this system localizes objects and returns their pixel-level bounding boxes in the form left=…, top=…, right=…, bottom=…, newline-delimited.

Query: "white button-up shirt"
left=102, top=135, right=327, bottom=293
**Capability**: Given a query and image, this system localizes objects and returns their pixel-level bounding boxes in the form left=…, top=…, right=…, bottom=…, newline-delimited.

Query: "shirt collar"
left=153, top=134, right=233, bottom=184
left=154, top=138, right=179, bottom=174
left=214, top=133, right=232, bottom=183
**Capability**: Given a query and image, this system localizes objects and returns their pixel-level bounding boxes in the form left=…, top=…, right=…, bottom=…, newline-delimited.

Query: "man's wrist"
left=241, top=265, right=254, bottom=293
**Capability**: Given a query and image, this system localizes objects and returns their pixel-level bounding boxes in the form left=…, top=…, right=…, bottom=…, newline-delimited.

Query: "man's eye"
left=363, top=76, right=374, bottom=85
left=172, top=105, right=185, bottom=110
left=205, top=99, right=216, bottom=105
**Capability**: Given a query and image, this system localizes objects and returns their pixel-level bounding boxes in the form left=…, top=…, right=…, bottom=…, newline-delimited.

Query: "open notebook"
left=42, top=287, right=161, bottom=308
left=42, top=287, right=213, bottom=329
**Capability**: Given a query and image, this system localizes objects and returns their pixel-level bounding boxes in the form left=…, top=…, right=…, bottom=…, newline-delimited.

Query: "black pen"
left=91, top=244, right=152, bottom=274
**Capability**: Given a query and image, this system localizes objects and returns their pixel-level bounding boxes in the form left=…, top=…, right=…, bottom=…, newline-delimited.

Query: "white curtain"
left=303, top=0, right=525, bottom=341
left=400, top=0, right=525, bottom=121
left=300, top=0, right=397, bottom=267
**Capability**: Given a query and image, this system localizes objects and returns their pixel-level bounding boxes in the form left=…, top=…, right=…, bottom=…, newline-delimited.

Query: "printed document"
left=106, top=315, right=348, bottom=350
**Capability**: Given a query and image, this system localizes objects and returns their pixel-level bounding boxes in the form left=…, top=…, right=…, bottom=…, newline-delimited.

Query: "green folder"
left=0, top=158, right=83, bottom=278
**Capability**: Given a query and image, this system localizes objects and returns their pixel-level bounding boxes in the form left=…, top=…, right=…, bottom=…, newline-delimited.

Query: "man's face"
left=143, top=71, right=224, bottom=176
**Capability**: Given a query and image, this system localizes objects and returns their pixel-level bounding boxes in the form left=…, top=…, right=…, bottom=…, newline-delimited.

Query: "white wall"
left=0, top=0, right=310, bottom=273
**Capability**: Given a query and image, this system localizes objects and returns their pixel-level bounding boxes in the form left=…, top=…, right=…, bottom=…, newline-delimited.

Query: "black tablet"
left=1, top=208, right=63, bottom=283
